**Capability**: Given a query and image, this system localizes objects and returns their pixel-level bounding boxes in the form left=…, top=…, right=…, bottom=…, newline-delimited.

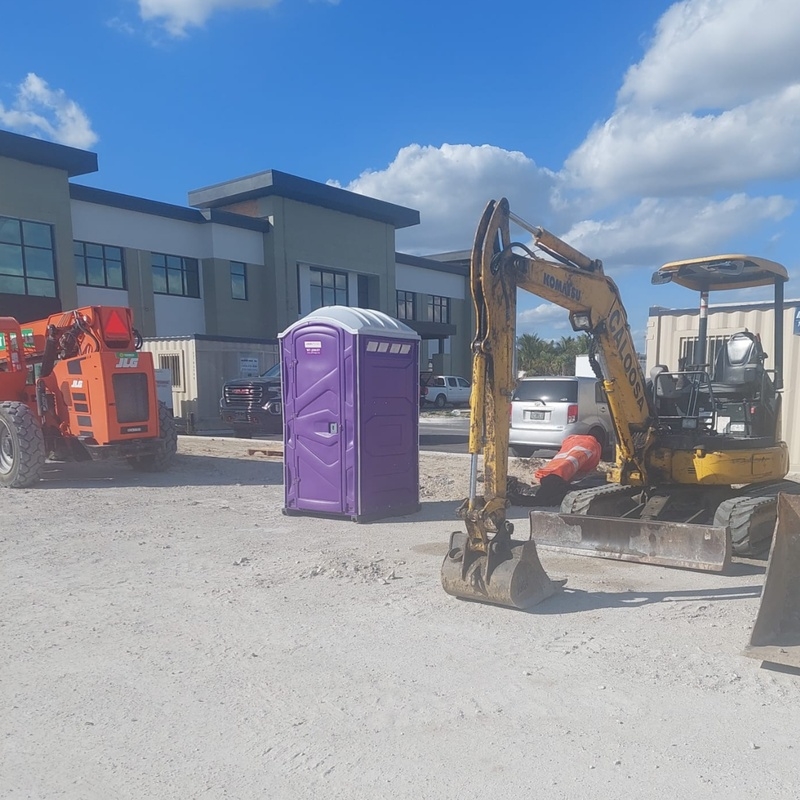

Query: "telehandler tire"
left=128, top=402, right=178, bottom=472
left=0, top=401, right=45, bottom=488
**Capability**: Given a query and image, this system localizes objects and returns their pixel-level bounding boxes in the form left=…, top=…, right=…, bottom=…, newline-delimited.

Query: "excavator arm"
left=443, top=198, right=659, bottom=608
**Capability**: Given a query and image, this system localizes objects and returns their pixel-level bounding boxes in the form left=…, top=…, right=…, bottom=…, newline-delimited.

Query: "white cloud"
left=564, top=0, right=800, bottom=202
left=565, top=85, right=800, bottom=200
left=0, top=74, right=98, bottom=149
left=334, top=143, right=559, bottom=255
left=561, top=194, right=794, bottom=270
left=620, top=0, right=800, bottom=111
left=326, top=0, right=797, bottom=277
left=517, top=303, right=568, bottom=326
left=138, top=0, right=337, bottom=36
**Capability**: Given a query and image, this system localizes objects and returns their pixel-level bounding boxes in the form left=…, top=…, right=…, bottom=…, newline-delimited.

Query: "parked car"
left=219, top=362, right=283, bottom=438
left=509, top=375, right=614, bottom=458
left=421, top=374, right=472, bottom=408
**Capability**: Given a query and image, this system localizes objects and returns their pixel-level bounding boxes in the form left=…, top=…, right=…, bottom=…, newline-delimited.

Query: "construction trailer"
left=140, top=334, right=279, bottom=431
left=646, top=298, right=800, bottom=467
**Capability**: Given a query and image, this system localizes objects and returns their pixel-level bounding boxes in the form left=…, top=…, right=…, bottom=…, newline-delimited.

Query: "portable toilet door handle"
left=329, top=422, right=338, bottom=434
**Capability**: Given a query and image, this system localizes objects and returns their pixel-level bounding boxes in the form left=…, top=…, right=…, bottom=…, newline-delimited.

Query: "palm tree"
left=516, top=333, right=591, bottom=376
left=516, top=333, right=556, bottom=375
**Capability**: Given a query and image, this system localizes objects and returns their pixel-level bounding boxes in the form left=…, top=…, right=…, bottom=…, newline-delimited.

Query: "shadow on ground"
left=531, top=582, right=764, bottom=615
left=34, top=454, right=284, bottom=489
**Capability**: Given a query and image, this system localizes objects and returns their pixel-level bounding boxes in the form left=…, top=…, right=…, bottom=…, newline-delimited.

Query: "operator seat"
left=711, top=332, right=765, bottom=399
left=710, top=331, right=777, bottom=440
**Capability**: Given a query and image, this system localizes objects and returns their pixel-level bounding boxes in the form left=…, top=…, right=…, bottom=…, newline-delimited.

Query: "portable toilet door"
left=356, top=331, right=419, bottom=519
left=281, top=316, right=356, bottom=518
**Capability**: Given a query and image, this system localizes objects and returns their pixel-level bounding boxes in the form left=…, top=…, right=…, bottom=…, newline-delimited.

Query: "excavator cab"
left=651, top=255, right=786, bottom=447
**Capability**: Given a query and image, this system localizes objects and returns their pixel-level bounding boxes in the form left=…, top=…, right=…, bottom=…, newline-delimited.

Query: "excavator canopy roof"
left=652, top=254, right=788, bottom=292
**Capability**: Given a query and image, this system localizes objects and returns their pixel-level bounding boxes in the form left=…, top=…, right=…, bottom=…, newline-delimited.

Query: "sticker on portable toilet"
left=303, top=340, right=322, bottom=354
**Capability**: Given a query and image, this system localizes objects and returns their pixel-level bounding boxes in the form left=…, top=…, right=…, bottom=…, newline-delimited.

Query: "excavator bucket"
left=744, top=494, right=800, bottom=669
left=441, top=530, right=562, bottom=610
left=528, top=511, right=732, bottom=572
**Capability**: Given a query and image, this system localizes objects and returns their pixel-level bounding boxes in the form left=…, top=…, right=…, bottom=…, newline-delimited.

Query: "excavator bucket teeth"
left=529, top=511, right=731, bottom=572
left=744, top=494, right=800, bottom=669
left=440, top=531, right=562, bottom=610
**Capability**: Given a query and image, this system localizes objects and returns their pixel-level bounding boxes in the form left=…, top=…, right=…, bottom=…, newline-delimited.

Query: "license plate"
left=235, top=412, right=249, bottom=421
left=526, top=410, right=546, bottom=421
left=730, top=423, right=746, bottom=432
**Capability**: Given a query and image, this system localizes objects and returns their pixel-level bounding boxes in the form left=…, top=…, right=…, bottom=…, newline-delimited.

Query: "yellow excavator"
left=441, top=198, right=799, bottom=667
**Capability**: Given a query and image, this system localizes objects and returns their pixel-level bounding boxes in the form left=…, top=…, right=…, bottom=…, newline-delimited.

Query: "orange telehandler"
left=0, top=305, right=177, bottom=488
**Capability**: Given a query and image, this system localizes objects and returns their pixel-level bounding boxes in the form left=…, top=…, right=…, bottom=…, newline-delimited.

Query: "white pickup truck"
left=421, top=374, right=472, bottom=408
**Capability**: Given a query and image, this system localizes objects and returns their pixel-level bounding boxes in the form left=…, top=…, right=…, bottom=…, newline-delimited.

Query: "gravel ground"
left=2, top=436, right=799, bottom=800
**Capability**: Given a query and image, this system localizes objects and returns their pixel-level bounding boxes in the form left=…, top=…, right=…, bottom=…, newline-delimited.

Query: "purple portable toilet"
left=280, top=306, right=421, bottom=522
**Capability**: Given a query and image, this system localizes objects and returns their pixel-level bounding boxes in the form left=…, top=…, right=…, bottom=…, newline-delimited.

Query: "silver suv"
left=509, top=375, right=614, bottom=458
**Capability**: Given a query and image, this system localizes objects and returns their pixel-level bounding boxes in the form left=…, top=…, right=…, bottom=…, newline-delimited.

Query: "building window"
left=0, top=216, right=57, bottom=297
left=151, top=253, right=200, bottom=298
left=230, top=261, right=247, bottom=300
left=310, top=267, right=347, bottom=310
left=397, top=290, right=416, bottom=320
left=428, top=295, right=450, bottom=324
left=158, top=353, right=184, bottom=390
left=74, top=241, right=125, bottom=289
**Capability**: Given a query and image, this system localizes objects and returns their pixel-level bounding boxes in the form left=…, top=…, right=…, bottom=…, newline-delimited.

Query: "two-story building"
left=0, top=129, right=472, bottom=425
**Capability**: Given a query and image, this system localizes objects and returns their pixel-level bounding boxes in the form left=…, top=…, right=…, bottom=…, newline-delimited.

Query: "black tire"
left=128, top=402, right=178, bottom=472
left=0, top=401, right=45, bottom=488
left=434, top=393, right=447, bottom=409
left=511, top=445, right=535, bottom=458
left=233, top=427, right=253, bottom=439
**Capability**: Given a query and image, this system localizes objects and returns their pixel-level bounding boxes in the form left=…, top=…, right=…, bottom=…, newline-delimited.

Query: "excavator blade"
left=441, top=530, right=562, bottom=610
left=529, top=511, right=731, bottom=572
left=744, top=494, right=800, bottom=669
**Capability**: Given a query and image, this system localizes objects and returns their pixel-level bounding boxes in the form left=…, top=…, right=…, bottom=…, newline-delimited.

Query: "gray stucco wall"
left=201, top=256, right=274, bottom=339
left=0, top=155, right=77, bottom=315
left=258, top=196, right=396, bottom=337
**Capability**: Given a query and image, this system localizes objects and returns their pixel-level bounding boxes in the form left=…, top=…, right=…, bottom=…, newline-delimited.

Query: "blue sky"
left=2, top=0, right=799, bottom=347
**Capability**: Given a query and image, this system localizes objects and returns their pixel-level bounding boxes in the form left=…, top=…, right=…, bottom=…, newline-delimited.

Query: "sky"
left=2, top=0, right=799, bottom=348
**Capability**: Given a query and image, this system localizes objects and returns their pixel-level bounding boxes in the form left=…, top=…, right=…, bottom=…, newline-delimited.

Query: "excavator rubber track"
left=714, top=479, right=800, bottom=555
